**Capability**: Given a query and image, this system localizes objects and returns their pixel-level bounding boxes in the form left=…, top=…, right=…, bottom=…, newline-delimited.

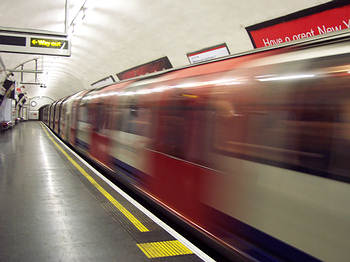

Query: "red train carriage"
left=40, top=33, right=350, bottom=262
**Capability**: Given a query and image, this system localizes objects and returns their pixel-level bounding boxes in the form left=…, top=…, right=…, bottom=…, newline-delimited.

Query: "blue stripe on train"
left=111, top=157, right=145, bottom=185
left=75, top=138, right=89, bottom=151
left=207, top=206, right=321, bottom=262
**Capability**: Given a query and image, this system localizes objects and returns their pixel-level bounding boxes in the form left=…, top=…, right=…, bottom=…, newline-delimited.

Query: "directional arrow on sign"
left=32, top=39, right=37, bottom=45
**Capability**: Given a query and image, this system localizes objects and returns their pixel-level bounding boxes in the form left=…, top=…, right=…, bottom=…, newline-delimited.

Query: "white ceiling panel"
left=0, top=0, right=329, bottom=102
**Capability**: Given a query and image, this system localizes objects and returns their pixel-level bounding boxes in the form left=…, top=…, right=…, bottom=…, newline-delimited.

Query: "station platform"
left=0, top=122, right=212, bottom=262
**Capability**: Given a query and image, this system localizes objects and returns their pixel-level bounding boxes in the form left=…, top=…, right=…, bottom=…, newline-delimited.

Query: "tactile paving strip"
left=41, top=124, right=204, bottom=261
left=137, top=240, right=193, bottom=258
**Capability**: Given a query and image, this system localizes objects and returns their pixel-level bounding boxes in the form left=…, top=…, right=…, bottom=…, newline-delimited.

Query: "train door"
left=59, top=100, right=67, bottom=139
left=50, top=102, right=56, bottom=129
left=89, top=102, right=111, bottom=167
left=54, top=98, right=63, bottom=134
left=69, top=91, right=90, bottom=146
left=43, top=106, right=48, bottom=124
left=48, top=103, right=54, bottom=128
left=51, top=102, right=55, bottom=129
left=69, top=100, right=79, bottom=145
left=64, top=98, right=74, bottom=143
left=57, top=97, right=68, bottom=135
left=53, top=102, right=58, bottom=132
left=147, top=88, right=213, bottom=227
left=75, top=100, right=91, bottom=153
left=47, top=104, right=51, bottom=126
left=55, top=99, right=62, bottom=134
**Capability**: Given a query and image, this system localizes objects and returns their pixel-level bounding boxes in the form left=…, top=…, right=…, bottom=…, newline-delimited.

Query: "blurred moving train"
left=41, top=33, right=350, bottom=262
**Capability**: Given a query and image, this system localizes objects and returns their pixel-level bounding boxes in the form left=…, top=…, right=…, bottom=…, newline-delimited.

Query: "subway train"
left=41, top=33, right=350, bottom=262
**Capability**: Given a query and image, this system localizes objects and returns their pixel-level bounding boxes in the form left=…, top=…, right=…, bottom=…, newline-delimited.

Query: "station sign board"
left=117, top=57, right=173, bottom=81
left=187, top=43, right=230, bottom=64
left=246, top=1, right=350, bottom=48
left=0, top=32, right=70, bottom=56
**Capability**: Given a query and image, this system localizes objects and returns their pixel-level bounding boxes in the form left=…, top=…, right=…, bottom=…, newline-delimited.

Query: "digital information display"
left=30, top=38, right=69, bottom=49
left=246, top=2, right=350, bottom=48
left=0, top=35, right=26, bottom=46
left=0, top=32, right=70, bottom=56
left=187, top=43, right=230, bottom=64
left=117, top=56, right=173, bottom=81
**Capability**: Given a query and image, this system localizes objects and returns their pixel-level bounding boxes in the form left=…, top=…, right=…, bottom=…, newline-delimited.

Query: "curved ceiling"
left=0, top=0, right=328, bottom=101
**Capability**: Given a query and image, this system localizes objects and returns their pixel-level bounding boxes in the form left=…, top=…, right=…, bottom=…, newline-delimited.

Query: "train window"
left=114, top=101, right=151, bottom=137
left=155, top=108, right=186, bottom=159
left=95, top=104, right=103, bottom=131
left=113, top=108, right=124, bottom=131
left=126, top=106, right=151, bottom=137
left=212, top=101, right=350, bottom=180
left=103, top=105, right=114, bottom=130
left=209, top=55, right=350, bottom=182
left=60, top=105, right=65, bottom=123
left=55, top=104, right=60, bottom=121
left=78, top=105, right=89, bottom=123
left=95, top=103, right=111, bottom=133
left=152, top=104, right=210, bottom=165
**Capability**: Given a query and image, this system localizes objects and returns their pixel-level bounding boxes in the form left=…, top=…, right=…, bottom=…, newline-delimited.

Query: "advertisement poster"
left=117, top=57, right=173, bottom=81
left=246, top=1, right=350, bottom=48
left=187, top=43, right=230, bottom=64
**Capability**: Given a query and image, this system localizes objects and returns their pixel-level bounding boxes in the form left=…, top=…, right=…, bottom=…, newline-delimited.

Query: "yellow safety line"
left=137, top=240, right=193, bottom=258
left=40, top=123, right=149, bottom=232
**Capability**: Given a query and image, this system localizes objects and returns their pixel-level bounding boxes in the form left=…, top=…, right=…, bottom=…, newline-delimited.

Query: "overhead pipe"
left=65, top=0, right=69, bottom=35
left=8, top=69, right=43, bottom=74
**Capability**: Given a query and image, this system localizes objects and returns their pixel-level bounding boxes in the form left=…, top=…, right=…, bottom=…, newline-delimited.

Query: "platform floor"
left=0, top=122, right=206, bottom=262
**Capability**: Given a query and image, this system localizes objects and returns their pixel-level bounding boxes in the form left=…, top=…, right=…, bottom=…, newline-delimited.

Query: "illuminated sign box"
left=246, top=1, right=350, bottom=48
left=187, top=43, right=230, bottom=64
left=0, top=32, right=70, bottom=56
left=91, top=75, right=116, bottom=88
left=30, top=38, right=69, bottom=50
left=117, top=57, right=173, bottom=81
